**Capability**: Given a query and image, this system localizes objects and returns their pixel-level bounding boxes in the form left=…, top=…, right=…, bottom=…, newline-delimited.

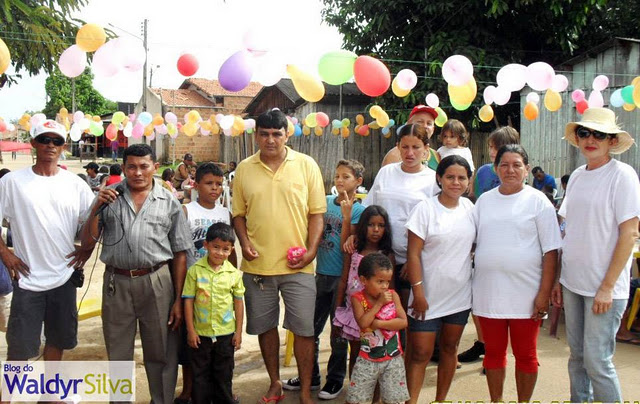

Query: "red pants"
left=478, top=317, right=540, bottom=373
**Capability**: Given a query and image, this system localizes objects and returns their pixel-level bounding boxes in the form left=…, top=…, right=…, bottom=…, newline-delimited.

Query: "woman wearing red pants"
left=472, top=144, right=562, bottom=402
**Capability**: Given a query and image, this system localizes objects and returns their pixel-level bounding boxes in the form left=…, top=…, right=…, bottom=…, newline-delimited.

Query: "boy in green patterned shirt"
left=183, top=222, right=244, bottom=404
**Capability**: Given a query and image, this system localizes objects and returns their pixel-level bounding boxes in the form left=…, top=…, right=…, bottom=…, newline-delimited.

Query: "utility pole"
left=141, top=18, right=148, bottom=144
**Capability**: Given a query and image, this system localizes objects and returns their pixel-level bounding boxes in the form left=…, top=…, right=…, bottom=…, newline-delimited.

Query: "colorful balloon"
left=442, top=55, right=474, bottom=86
left=395, top=69, right=418, bottom=91
left=425, top=93, right=439, bottom=108
left=165, top=112, right=178, bottom=125
left=478, top=105, right=494, bottom=123
left=113, top=37, right=145, bottom=72
left=623, top=103, right=636, bottom=112
left=448, top=77, right=477, bottom=105
left=571, top=89, right=585, bottom=103
left=391, top=78, right=410, bottom=97
left=219, top=51, right=254, bottom=92
left=376, top=111, right=390, bottom=128
left=106, top=123, right=118, bottom=140
left=543, top=89, right=562, bottom=111
left=152, top=113, right=164, bottom=126
left=496, top=64, right=527, bottom=92
left=592, top=75, right=609, bottom=92
left=621, top=85, right=635, bottom=104
left=523, top=102, right=539, bottom=120
left=526, top=92, right=540, bottom=104
left=633, top=83, right=640, bottom=108
left=183, top=122, right=198, bottom=137
left=112, top=111, right=125, bottom=125
left=551, top=74, right=569, bottom=92
left=138, top=112, right=152, bottom=126
left=369, top=105, right=383, bottom=119
left=314, top=126, right=323, bottom=136
left=252, top=51, right=286, bottom=87
left=576, top=100, right=589, bottom=114
left=588, top=90, right=604, bottom=108
left=316, top=112, right=330, bottom=128
left=287, top=64, right=325, bottom=102
left=526, top=62, right=555, bottom=91
left=177, top=53, right=199, bottom=77
left=609, top=89, right=624, bottom=108
left=0, top=37, right=10, bottom=75
left=353, top=56, right=391, bottom=97
left=76, top=24, right=106, bottom=52
left=493, top=86, right=511, bottom=106
left=318, top=50, right=357, bottom=85
left=434, top=107, right=448, bottom=127
left=482, top=86, right=496, bottom=105
left=305, top=113, right=318, bottom=128
left=58, top=45, right=87, bottom=78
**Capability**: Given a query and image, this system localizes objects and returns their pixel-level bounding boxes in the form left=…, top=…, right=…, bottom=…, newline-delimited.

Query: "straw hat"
left=564, top=107, right=634, bottom=154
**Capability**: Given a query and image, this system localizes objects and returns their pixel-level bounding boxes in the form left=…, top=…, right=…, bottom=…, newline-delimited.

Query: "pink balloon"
left=0, top=120, right=6, bottom=132
left=425, top=93, right=440, bottom=108
left=164, top=112, right=178, bottom=125
left=493, top=86, right=511, bottom=106
left=218, top=50, right=254, bottom=92
left=132, top=122, right=144, bottom=139
left=242, top=28, right=269, bottom=57
left=73, top=111, right=84, bottom=123
left=588, top=90, right=604, bottom=108
left=551, top=75, right=569, bottom=92
left=395, top=69, right=418, bottom=90
left=526, top=62, right=555, bottom=91
left=571, top=89, right=585, bottom=103
left=58, top=45, right=87, bottom=78
left=442, top=55, right=473, bottom=86
left=592, top=75, right=609, bottom=92
left=483, top=86, right=496, bottom=105
left=496, top=64, right=527, bottom=92
left=316, top=112, right=330, bottom=128
left=92, top=40, right=119, bottom=77
left=114, top=37, right=145, bottom=72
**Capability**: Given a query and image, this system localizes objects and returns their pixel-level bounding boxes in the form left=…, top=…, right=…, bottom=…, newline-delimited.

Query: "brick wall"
left=166, top=106, right=221, bottom=163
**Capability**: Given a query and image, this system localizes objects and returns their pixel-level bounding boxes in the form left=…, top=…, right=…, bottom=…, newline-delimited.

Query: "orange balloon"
left=523, top=102, right=539, bottom=120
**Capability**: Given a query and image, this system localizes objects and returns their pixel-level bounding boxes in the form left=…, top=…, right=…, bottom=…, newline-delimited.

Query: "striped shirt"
left=98, top=179, right=192, bottom=269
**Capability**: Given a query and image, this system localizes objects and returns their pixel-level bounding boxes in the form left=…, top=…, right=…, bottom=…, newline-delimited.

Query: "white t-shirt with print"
left=559, top=159, right=640, bottom=299
left=363, top=163, right=438, bottom=264
left=472, top=186, right=562, bottom=318
left=437, top=146, right=475, bottom=173
left=0, top=167, right=94, bottom=291
left=405, top=196, right=475, bottom=320
left=184, top=201, right=230, bottom=261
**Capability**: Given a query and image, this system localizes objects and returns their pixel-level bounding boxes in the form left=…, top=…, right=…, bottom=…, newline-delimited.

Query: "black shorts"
left=6, top=277, right=78, bottom=360
left=394, top=264, right=411, bottom=290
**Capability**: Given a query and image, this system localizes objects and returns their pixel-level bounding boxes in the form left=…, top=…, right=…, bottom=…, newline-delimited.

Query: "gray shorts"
left=243, top=272, right=316, bottom=337
left=346, top=355, right=410, bottom=404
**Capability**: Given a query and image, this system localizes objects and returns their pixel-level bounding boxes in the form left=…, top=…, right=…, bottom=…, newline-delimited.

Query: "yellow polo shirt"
left=232, top=147, right=327, bottom=275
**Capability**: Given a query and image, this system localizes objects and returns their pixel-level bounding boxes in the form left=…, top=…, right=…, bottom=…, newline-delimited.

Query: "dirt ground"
left=1, top=152, right=640, bottom=403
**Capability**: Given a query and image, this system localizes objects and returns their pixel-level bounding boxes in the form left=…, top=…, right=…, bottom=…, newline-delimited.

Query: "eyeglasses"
left=35, top=136, right=65, bottom=146
left=576, top=127, right=612, bottom=141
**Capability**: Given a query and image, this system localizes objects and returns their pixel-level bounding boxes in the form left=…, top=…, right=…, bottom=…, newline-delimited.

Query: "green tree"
left=0, top=0, right=87, bottom=87
left=321, top=0, right=620, bottom=129
left=43, top=67, right=117, bottom=118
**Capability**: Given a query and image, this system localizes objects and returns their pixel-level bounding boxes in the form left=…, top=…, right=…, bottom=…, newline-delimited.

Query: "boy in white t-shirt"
left=177, top=162, right=238, bottom=404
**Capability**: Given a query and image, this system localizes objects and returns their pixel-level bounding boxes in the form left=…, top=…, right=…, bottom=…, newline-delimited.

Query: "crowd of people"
left=0, top=105, right=638, bottom=404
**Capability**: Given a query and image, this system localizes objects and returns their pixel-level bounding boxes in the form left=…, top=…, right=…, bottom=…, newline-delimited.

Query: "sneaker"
left=282, top=376, right=321, bottom=391
left=457, top=341, right=485, bottom=363
left=318, top=381, right=344, bottom=400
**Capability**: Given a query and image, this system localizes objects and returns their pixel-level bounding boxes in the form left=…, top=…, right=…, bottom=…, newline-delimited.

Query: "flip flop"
left=616, top=337, right=640, bottom=346
left=257, top=394, right=285, bottom=404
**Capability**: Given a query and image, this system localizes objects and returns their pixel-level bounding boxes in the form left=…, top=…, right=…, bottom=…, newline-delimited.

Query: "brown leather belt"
left=107, top=261, right=169, bottom=278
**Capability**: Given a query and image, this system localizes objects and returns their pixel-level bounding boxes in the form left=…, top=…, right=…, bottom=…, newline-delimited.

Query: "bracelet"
left=411, top=281, right=423, bottom=287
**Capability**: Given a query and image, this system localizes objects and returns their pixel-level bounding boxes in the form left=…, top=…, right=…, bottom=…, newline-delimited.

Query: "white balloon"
left=442, top=55, right=474, bottom=86
left=493, top=86, right=511, bottom=106
left=496, top=64, right=527, bottom=92
left=551, top=74, right=569, bottom=92
left=6, top=123, right=15, bottom=132
left=69, top=124, right=82, bottom=141
left=220, top=115, right=235, bottom=130
left=526, top=62, right=555, bottom=91
left=30, top=113, right=47, bottom=127
left=58, top=45, right=87, bottom=78
left=78, top=118, right=91, bottom=130
left=223, top=127, right=233, bottom=136
left=252, top=52, right=286, bottom=87
left=113, top=37, right=146, bottom=72
left=243, top=28, right=270, bottom=57
left=91, top=40, right=120, bottom=77
left=483, top=85, right=496, bottom=105
left=425, top=93, right=439, bottom=108
left=123, top=122, right=133, bottom=137
left=588, top=90, right=604, bottom=108
left=526, top=92, right=540, bottom=104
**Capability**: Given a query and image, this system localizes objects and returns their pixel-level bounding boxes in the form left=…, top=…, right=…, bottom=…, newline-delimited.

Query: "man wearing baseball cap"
left=0, top=119, right=95, bottom=361
left=83, top=161, right=101, bottom=192
left=381, top=105, right=440, bottom=170
left=173, top=153, right=196, bottom=189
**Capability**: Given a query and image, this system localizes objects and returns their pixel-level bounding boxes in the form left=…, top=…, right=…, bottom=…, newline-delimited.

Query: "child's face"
left=334, top=165, right=362, bottom=194
left=437, top=164, right=469, bottom=200
left=366, top=215, right=386, bottom=245
left=204, top=238, right=234, bottom=267
left=361, top=267, right=392, bottom=298
left=488, top=142, right=498, bottom=163
left=442, top=131, right=460, bottom=148
left=196, top=173, right=224, bottom=204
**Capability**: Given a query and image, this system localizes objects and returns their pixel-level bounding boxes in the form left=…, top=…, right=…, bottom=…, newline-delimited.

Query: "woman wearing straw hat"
left=552, top=107, right=640, bottom=402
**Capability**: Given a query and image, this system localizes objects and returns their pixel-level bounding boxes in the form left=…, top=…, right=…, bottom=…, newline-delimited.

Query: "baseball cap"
left=183, top=153, right=193, bottom=161
left=83, top=162, right=99, bottom=170
left=31, top=119, right=67, bottom=140
left=409, top=105, right=438, bottom=120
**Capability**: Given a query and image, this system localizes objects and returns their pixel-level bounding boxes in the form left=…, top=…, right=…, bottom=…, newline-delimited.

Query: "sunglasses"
left=35, top=136, right=66, bottom=146
left=576, top=127, right=613, bottom=141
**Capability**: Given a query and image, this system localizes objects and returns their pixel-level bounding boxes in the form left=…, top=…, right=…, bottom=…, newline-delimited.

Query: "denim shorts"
left=408, top=308, right=471, bottom=333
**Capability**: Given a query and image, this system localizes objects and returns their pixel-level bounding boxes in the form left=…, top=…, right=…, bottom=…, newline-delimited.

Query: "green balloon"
left=621, top=85, right=634, bottom=104
left=450, top=98, right=471, bottom=111
left=318, top=50, right=357, bottom=85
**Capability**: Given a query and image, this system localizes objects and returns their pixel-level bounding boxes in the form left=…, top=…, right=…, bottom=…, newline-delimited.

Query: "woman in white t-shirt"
left=362, top=123, right=439, bottom=310
left=551, top=108, right=640, bottom=403
left=473, top=144, right=561, bottom=402
left=404, top=155, right=475, bottom=403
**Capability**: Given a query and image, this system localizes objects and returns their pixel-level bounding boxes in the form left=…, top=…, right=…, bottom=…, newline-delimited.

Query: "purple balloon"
left=218, top=50, right=254, bottom=92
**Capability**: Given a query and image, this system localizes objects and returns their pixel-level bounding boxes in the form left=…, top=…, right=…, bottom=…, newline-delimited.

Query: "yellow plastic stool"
left=284, top=330, right=295, bottom=367
left=77, top=297, right=102, bottom=321
left=627, top=288, right=640, bottom=330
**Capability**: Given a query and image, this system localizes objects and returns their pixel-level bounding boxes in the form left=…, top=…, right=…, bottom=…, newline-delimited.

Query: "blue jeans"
left=312, top=274, right=348, bottom=384
left=562, top=286, right=626, bottom=402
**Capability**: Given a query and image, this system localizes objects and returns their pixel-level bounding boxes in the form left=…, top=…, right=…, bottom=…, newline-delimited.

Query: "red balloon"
left=177, top=54, right=199, bottom=77
left=353, top=56, right=391, bottom=97
left=316, top=112, right=330, bottom=128
left=0, top=120, right=6, bottom=132
left=576, top=99, right=589, bottom=114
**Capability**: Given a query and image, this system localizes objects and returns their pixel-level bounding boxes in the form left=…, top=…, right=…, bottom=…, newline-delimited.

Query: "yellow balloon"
left=187, top=110, right=201, bottom=124
left=200, top=121, right=212, bottom=131
left=392, top=79, right=410, bottom=97
left=544, top=89, right=562, bottom=112
left=623, top=103, right=636, bottom=112
left=233, top=116, right=245, bottom=132
left=302, top=125, right=311, bottom=136
left=305, top=113, right=317, bottom=128
left=448, top=77, right=477, bottom=105
left=633, top=83, right=640, bottom=108
left=211, top=122, right=220, bottom=134
left=183, top=122, right=198, bottom=137
left=92, top=115, right=101, bottom=122
left=231, top=126, right=242, bottom=137
left=376, top=111, right=390, bottom=127
left=76, top=24, right=106, bottom=52
left=144, top=124, right=154, bottom=136
left=331, top=128, right=340, bottom=135
left=340, top=127, right=350, bottom=138
left=59, top=107, right=69, bottom=117
left=314, top=126, right=323, bottom=136
left=369, top=105, right=383, bottom=119
left=632, top=76, right=640, bottom=87
left=434, top=107, right=447, bottom=128
left=368, top=121, right=381, bottom=130
left=355, top=114, right=365, bottom=125
left=0, top=37, right=11, bottom=75
left=287, top=120, right=295, bottom=137
left=524, top=102, right=539, bottom=121
left=287, top=64, right=325, bottom=102
left=478, top=104, right=494, bottom=123
left=152, top=113, right=164, bottom=126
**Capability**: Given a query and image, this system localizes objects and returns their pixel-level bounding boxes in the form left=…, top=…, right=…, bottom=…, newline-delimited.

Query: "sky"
left=0, top=0, right=344, bottom=121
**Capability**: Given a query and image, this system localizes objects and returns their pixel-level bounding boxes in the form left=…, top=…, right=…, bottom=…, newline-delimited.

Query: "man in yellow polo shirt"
left=233, top=109, right=326, bottom=404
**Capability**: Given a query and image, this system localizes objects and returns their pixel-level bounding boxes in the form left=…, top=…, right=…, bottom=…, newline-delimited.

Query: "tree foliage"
left=320, top=0, right=634, bottom=129
left=43, top=67, right=117, bottom=118
left=0, top=0, right=87, bottom=87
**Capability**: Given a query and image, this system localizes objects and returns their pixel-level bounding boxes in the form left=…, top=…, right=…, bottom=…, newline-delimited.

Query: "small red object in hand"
left=287, top=246, right=307, bottom=262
